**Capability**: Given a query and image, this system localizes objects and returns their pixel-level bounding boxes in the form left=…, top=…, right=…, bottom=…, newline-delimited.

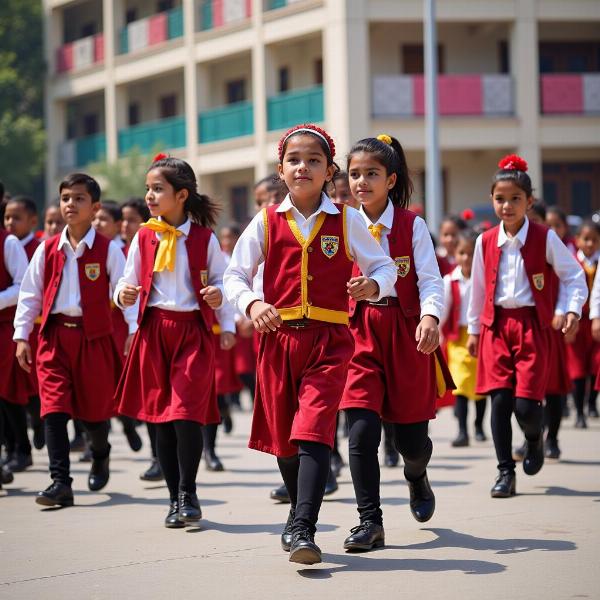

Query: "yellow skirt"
left=447, top=327, right=485, bottom=400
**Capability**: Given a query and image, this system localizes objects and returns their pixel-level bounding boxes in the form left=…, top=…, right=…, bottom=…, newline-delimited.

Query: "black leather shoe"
left=165, top=500, right=186, bottom=528
left=205, top=451, right=224, bottom=472
left=575, top=415, right=587, bottom=429
left=589, top=407, right=599, bottom=419
left=33, top=425, right=45, bottom=450
left=324, top=467, right=338, bottom=496
left=512, top=441, right=526, bottom=462
left=1, top=465, right=14, bottom=485
left=88, top=455, right=110, bottom=491
left=6, top=453, right=32, bottom=473
left=281, top=508, right=295, bottom=552
left=343, top=522, right=385, bottom=552
left=70, top=434, right=86, bottom=452
left=523, top=437, right=544, bottom=476
left=545, top=438, right=561, bottom=460
left=178, top=491, right=202, bottom=523
left=289, top=528, right=322, bottom=565
left=330, top=451, right=344, bottom=477
left=270, top=484, right=290, bottom=503
left=491, top=470, right=516, bottom=498
left=384, top=448, right=399, bottom=468
left=408, top=471, right=435, bottom=522
left=140, top=459, right=164, bottom=481
left=451, top=432, right=469, bottom=447
left=124, top=427, right=143, bottom=452
left=474, top=427, right=487, bottom=442
left=36, top=482, right=74, bottom=507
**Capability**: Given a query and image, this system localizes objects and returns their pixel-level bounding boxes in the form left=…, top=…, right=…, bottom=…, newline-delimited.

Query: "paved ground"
left=1, top=399, right=599, bottom=600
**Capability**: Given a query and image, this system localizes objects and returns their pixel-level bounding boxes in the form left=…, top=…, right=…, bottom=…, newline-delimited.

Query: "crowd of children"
left=0, top=125, right=598, bottom=567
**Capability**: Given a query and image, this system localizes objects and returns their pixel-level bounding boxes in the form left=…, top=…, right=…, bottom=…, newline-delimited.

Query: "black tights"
left=573, top=377, right=598, bottom=417
left=1, top=400, right=31, bottom=456
left=277, top=441, right=330, bottom=534
left=155, top=420, right=203, bottom=501
left=45, top=412, right=110, bottom=485
left=545, top=394, right=564, bottom=441
left=490, top=389, right=543, bottom=472
left=454, top=396, right=487, bottom=435
left=146, top=423, right=157, bottom=458
left=346, top=408, right=432, bottom=525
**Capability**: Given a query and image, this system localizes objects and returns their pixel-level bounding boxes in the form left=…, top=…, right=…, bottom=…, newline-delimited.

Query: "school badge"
left=395, top=256, right=410, bottom=278
left=200, top=270, right=208, bottom=286
left=321, top=235, right=339, bottom=259
left=532, top=273, right=544, bottom=291
left=84, top=263, right=100, bottom=281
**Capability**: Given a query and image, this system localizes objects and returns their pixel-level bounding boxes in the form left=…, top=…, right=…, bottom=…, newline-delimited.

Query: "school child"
left=254, top=175, right=276, bottom=212
left=436, top=214, right=467, bottom=276
left=441, top=228, right=487, bottom=447
left=339, top=134, right=452, bottom=552
left=42, top=204, right=65, bottom=240
left=467, top=155, right=587, bottom=498
left=120, top=197, right=150, bottom=249
left=224, top=124, right=397, bottom=564
left=14, top=173, right=136, bottom=507
left=547, top=207, right=577, bottom=255
left=565, top=220, right=600, bottom=426
left=330, top=171, right=358, bottom=209
left=591, top=267, right=600, bottom=391
left=114, top=154, right=225, bottom=528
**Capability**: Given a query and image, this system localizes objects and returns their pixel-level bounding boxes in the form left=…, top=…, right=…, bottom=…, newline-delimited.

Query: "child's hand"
left=119, top=284, right=141, bottom=307
left=248, top=301, right=282, bottom=333
left=15, top=340, right=32, bottom=373
left=552, top=313, right=566, bottom=331
left=592, top=318, right=600, bottom=343
left=220, top=331, right=236, bottom=350
left=467, top=334, right=479, bottom=358
left=347, top=276, right=379, bottom=301
left=200, top=286, right=222, bottom=309
left=124, top=333, right=135, bottom=357
left=415, top=315, right=439, bottom=354
left=562, top=312, right=579, bottom=339
left=237, top=318, right=255, bottom=338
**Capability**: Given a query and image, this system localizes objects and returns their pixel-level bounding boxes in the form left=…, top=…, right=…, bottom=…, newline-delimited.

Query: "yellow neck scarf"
left=368, top=223, right=384, bottom=244
left=141, top=218, right=183, bottom=272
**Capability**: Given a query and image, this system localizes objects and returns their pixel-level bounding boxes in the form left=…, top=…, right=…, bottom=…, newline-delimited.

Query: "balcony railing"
left=56, top=33, right=104, bottom=73
left=267, top=85, right=324, bottom=131
left=119, top=6, right=183, bottom=54
left=118, top=115, right=186, bottom=154
left=199, top=0, right=252, bottom=31
left=541, top=73, right=600, bottom=115
left=58, top=133, right=106, bottom=170
left=199, top=101, right=254, bottom=142
left=372, top=74, right=513, bottom=117
left=265, top=0, right=305, bottom=9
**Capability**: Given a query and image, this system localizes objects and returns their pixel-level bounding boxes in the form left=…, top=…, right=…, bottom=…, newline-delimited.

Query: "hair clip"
left=376, top=134, right=392, bottom=145
left=152, top=152, right=168, bottom=163
left=498, top=154, right=528, bottom=172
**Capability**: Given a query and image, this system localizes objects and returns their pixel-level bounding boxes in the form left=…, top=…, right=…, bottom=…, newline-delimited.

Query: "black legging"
left=573, top=377, right=598, bottom=417
left=45, top=412, right=110, bottom=485
left=346, top=408, right=432, bottom=526
left=146, top=422, right=157, bottom=458
left=545, top=394, right=563, bottom=441
left=277, top=441, right=330, bottom=534
left=155, top=420, right=203, bottom=501
left=491, top=388, right=543, bottom=472
left=454, top=396, right=487, bottom=434
left=1, top=400, right=31, bottom=456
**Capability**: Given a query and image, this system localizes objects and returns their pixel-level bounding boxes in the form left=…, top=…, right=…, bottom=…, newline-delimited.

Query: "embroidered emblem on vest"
left=200, top=270, right=208, bottom=287
left=395, top=256, right=410, bottom=278
left=532, top=273, right=544, bottom=291
left=84, top=263, right=101, bottom=281
left=321, top=235, right=339, bottom=259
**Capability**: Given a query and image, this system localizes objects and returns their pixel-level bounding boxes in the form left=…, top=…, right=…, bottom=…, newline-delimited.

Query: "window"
left=401, top=44, right=445, bottom=75
left=278, top=67, right=289, bottom=93
left=157, top=0, right=174, bottom=12
left=80, top=22, right=97, bottom=38
left=83, top=113, right=99, bottom=136
left=159, top=94, right=177, bottom=119
left=128, top=102, right=140, bottom=126
left=498, top=41, right=509, bottom=74
left=125, top=9, right=137, bottom=24
left=226, top=79, right=246, bottom=104
left=230, top=185, right=249, bottom=223
left=539, top=42, right=600, bottom=73
left=314, top=59, right=323, bottom=85
left=542, top=162, right=600, bottom=216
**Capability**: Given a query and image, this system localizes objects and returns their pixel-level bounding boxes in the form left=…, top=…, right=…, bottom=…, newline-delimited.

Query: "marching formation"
left=1, top=124, right=598, bottom=567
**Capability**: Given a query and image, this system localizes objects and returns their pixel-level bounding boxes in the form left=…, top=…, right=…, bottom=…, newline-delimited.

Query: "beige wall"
left=63, top=0, right=103, bottom=43
left=203, top=54, right=253, bottom=108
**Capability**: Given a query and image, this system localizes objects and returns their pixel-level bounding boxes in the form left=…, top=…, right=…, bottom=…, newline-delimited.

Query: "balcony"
left=265, top=0, right=303, bottom=9
left=267, top=85, right=324, bottom=131
left=119, top=6, right=183, bottom=55
left=199, top=0, right=251, bottom=31
left=541, top=74, right=600, bottom=115
left=56, top=34, right=104, bottom=74
left=118, top=115, right=186, bottom=153
left=372, top=75, right=513, bottom=118
left=58, top=133, right=106, bottom=170
left=199, top=102, right=254, bottom=142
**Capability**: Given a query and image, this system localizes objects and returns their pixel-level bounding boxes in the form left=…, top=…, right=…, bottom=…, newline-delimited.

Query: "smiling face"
left=576, top=225, right=600, bottom=259
left=59, top=184, right=99, bottom=229
left=491, top=180, right=533, bottom=233
left=145, top=168, right=187, bottom=225
left=348, top=151, right=396, bottom=216
left=4, top=202, right=37, bottom=239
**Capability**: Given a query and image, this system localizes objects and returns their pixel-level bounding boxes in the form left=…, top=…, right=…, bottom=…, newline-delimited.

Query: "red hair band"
left=278, top=124, right=336, bottom=161
left=498, top=154, right=528, bottom=172
left=152, top=152, right=168, bottom=163
left=461, top=208, right=475, bottom=221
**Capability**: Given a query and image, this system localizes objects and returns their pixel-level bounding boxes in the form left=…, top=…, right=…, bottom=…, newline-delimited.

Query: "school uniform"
left=590, top=269, right=600, bottom=390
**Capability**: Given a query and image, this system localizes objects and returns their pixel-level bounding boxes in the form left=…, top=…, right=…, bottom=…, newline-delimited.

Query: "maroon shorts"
left=0, top=321, right=29, bottom=405
left=214, top=334, right=242, bottom=395
left=546, top=327, right=572, bottom=395
left=565, top=315, right=600, bottom=380
left=250, top=321, right=353, bottom=457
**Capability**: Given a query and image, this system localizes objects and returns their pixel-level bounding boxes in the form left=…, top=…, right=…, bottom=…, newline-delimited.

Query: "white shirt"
left=467, top=218, right=588, bottom=334
left=358, top=200, right=444, bottom=320
left=440, top=266, right=471, bottom=328
left=576, top=248, right=600, bottom=270
left=14, top=227, right=137, bottom=340
left=19, top=232, right=35, bottom=249
left=223, top=193, right=397, bottom=316
left=215, top=252, right=237, bottom=333
left=590, top=266, right=600, bottom=320
left=113, top=235, right=126, bottom=249
left=114, top=218, right=227, bottom=316
left=0, top=233, right=28, bottom=311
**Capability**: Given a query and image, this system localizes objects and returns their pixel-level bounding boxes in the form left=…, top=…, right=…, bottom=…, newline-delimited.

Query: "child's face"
left=527, top=208, right=545, bottom=225
left=93, top=208, right=121, bottom=239
left=145, top=168, right=187, bottom=225
left=59, top=184, right=99, bottom=229
left=348, top=152, right=396, bottom=212
left=254, top=182, right=270, bottom=212
left=218, top=227, right=238, bottom=254
left=44, top=206, right=64, bottom=237
left=278, top=135, right=335, bottom=203
left=121, top=206, right=144, bottom=244
left=491, top=181, right=532, bottom=231
left=439, top=221, right=460, bottom=254
left=546, top=212, right=568, bottom=240
left=4, top=202, right=37, bottom=240
left=455, top=238, right=475, bottom=274
left=576, top=226, right=600, bottom=258
left=332, top=178, right=359, bottom=209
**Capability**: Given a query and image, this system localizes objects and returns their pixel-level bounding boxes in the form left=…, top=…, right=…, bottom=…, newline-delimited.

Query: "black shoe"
left=140, top=459, right=164, bottom=481
left=545, top=438, right=561, bottom=461
left=124, top=427, right=143, bottom=452
left=474, top=427, right=487, bottom=442
left=36, top=482, right=74, bottom=507
left=79, top=446, right=92, bottom=463
left=589, top=407, right=599, bottom=419
left=330, top=451, right=344, bottom=477
left=33, top=425, right=45, bottom=450
left=222, top=414, right=233, bottom=434
left=205, top=452, right=224, bottom=472
left=575, top=415, right=587, bottom=429
left=164, top=500, right=186, bottom=529
left=270, top=484, right=291, bottom=503
left=289, top=528, right=322, bottom=565
left=1, top=465, right=14, bottom=485
left=562, top=404, right=570, bottom=418
left=324, top=467, right=338, bottom=496
left=512, top=441, right=527, bottom=462
left=523, top=437, right=544, bottom=476
left=6, top=453, right=32, bottom=473
left=451, top=432, right=469, bottom=447
left=281, top=508, right=295, bottom=552
left=178, top=491, right=202, bottom=523
left=343, top=522, right=385, bottom=552
left=384, top=448, right=399, bottom=468
left=88, top=455, right=110, bottom=491
left=69, top=434, right=86, bottom=452
left=408, top=471, right=435, bottom=522
left=490, top=470, right=516, bottom=498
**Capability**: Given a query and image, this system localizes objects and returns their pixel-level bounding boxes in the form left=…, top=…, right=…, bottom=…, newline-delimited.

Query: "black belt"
left=368, top=297, right=400, bottom=307
left=284, top=319, right=312, bottom=329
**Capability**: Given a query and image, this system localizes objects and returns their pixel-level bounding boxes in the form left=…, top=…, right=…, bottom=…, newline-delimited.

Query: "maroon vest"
left=442, top=277, right=462, bottom=341
left=480, top=222, right=554, bottom=328
left=137, top=223, right=214, bottom=330
left=41, top=232, right=113, bottom=340
left=24, top=237, right=40, bottom=262
left=0, top=230, right=16, bottom=323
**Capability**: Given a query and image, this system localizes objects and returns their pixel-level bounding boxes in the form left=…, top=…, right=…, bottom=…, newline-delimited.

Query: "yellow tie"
left=141, top=218, right=183, bottom=272
left=368, top=223, right=384, bottom=244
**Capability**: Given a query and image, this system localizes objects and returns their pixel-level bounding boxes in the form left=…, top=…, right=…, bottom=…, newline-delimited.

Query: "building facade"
left=44, top=0, right=600, bottom=223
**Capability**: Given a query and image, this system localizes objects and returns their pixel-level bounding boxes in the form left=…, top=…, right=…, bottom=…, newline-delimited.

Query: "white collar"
left=359, top=199, right=394, bottom=230
left=19, top=232, right=35, bottom=247
left=450, top=265, right=470, bottom=282
left=112, top=235, right=125, bottom=248
left=157, top=216, right=191, bottom=236
left=498, top=217, right=529, bottom=247
left=58, top=226, right=96, bottom=250
left=577, top=249, right=599, bottom=266
left=276, top=193, right=339, bottom=217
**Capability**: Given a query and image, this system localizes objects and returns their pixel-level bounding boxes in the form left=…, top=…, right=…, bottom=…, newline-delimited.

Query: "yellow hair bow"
left=377, top=134, right=392, bottom=145
left=141, top=218, right=183, bottom=272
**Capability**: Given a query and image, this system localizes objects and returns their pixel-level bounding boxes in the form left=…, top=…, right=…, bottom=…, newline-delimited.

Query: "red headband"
left=278, top=124, right=335, bottom=161
left=498, top=154, right=528, bottom=172
left=152, top=152, right=168, bottom=163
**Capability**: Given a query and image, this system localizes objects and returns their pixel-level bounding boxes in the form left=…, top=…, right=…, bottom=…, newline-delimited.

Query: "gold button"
left=307, top=275, right=314, bottom=281
left=307, top=247, right=314, bottom=253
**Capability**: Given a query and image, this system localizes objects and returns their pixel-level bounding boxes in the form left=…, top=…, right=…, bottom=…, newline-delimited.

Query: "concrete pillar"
left=104, top=0, right=119, bottom=161
left=251, top=0, right=269, bottom=181
left=44, top=1, right=59, bottom=200
left=183, top=0, right=198, bottom=160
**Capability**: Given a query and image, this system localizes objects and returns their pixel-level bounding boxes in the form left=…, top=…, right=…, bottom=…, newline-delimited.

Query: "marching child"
left=547, top=207, right=577, bottom=255
left=467, top=155, right=587, bottom=498
left=120, top=197, right=150, bottom=250
left=436, top=215, right=467, bottom=276
left=42, top=204, right=64, bottom=240
left=114, top=154, right=226, bottom=529
left=224, top=124, right=397, bottom=564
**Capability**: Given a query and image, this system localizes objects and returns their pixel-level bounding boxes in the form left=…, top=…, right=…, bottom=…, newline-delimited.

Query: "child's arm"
left=115, top=232, right=142, bottom=309
left=107, top=240, right=138, bottom=340
left=201, top=234, right=227, bottom=310
left=439, top=274, right=452, bottom=330
left=590, top=268, right=600, bottom=342
left=466, top=235, right=485, bottom=357
left=215, top=295, right=237, bottom=350
left=1, top=235, right=28, bottom=312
